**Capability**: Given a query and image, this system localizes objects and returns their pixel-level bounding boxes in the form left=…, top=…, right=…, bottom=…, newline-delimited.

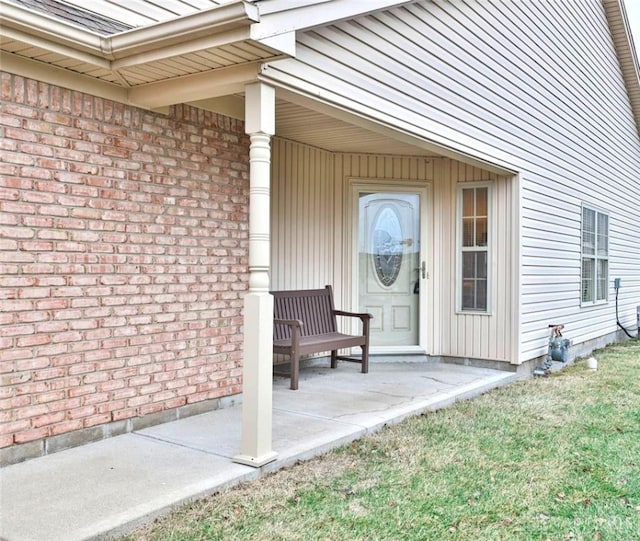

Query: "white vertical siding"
left=271, top=139, right=436, bottom=303
left=270, top=138, right=334, bottom=291
left=271, top=140, right=516, bottom=361
left=435, top=161, right=515, bottom=362
left=264, top=0, right=640, bottom=361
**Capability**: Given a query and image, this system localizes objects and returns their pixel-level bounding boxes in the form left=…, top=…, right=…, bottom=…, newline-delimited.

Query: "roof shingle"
left=9, top=0, right=133, bottom=35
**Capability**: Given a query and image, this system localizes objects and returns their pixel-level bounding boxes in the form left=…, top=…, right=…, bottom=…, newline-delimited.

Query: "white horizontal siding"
left=263, top=0, right=640, bottom=361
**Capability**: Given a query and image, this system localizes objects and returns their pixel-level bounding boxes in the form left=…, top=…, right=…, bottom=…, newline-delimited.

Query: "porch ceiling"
left=274, top=99, right=440, bottom=157
left=0, top=37, right=280, bottom=86
left=191, top=95, right=442, bottom=156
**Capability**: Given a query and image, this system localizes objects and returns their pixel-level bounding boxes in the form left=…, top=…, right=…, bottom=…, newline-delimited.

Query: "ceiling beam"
left=127, top=62, right=260, bottom=109
left=0, top=51, right=128, bottom=102
left=188, top=95, right=245, bottom=120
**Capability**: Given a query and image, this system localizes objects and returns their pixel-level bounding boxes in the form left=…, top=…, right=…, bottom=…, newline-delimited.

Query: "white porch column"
left=233, top=83, right=278, bottom=467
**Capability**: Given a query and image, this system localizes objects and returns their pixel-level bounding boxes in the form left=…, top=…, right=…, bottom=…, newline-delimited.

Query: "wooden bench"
left=272, top=285, right=373, bottom=390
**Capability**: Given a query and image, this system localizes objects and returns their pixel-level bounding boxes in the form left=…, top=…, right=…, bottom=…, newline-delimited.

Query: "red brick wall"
left=0, top=73, right=249, bottom=449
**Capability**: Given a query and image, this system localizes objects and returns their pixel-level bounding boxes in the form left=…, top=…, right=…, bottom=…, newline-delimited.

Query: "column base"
left=232, top=451, right=278, bottom=468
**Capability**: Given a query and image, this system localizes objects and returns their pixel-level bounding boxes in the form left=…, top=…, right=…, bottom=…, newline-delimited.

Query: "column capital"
left=245, top=82, right=275, bottom=136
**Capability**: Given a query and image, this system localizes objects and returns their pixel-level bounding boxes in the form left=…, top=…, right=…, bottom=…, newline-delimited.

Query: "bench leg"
left=330, top=350, right=337, bottom=369
left=360, top=344, right=369, bottom=374
left=290, top=353, right=299, bottom=390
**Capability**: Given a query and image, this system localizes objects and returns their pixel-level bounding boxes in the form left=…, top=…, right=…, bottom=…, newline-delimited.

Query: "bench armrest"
left=334, top=310, right=372, bottom=339
left=274, top=318, right=303, bottom=328
left=333, top=310, right=373, bottom=321
left=274, top=319, right=303, bottom=354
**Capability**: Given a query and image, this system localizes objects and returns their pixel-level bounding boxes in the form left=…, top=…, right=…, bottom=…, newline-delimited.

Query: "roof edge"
left=0, top=0, right=102, bottom=53
left=603, top=0, right=640, bottom=136
left=7, top=0, right=132, bottom=35
left=0, top=0, right=260, bottom=63
left=107, top=1, right=259, bottom=59
left=618, top=0, right=640, bottom=73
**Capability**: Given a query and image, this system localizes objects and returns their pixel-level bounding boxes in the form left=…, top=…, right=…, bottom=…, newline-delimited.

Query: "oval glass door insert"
left=372, top=206, right=403, bottom=287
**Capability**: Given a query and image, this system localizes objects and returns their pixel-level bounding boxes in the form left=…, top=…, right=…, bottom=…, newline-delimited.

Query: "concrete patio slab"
left=272, top=362, right=512, bottom=429
left=0, top=434, right=256, bottom=541
left=0, top=361, right=518, bottom=541
left=138, top=404, right=363, bottom=463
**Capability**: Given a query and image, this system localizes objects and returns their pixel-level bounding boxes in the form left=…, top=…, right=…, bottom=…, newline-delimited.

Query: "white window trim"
left=456, top=182, right=493, bottom=315
left=580, top=204, right=609, bottom=307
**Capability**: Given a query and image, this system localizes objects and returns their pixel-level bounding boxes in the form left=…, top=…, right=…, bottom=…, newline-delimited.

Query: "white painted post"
left=233, top=83, right=278, bottom=467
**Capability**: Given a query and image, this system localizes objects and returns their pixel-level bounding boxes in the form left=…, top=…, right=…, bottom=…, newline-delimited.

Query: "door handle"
left=421, top=261, right=426, bottom=279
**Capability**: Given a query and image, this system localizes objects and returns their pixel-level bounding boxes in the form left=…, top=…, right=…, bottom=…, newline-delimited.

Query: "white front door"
left=357, top=191, right=424, bottom=349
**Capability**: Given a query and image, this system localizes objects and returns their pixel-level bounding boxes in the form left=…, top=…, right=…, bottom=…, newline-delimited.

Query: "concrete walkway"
left=0, top=361, right=518, bottom=541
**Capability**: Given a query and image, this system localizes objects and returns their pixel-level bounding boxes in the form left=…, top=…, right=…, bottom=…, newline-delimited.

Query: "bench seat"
left=273, top=332, right=369, bottom=355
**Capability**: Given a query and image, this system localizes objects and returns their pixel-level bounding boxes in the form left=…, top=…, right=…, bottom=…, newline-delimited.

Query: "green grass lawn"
left=124, top=342, right=640, bottom=541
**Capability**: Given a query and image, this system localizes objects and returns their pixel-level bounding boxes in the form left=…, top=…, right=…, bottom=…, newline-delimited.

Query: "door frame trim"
left=349, top=179, right=431, bottom=354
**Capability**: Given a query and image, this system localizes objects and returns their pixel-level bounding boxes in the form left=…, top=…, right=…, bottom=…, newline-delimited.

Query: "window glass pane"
left=597, top=233, right=608, bottom=257
left=582, top=208, right=595, bottom=255
left=476, top=188, right=488, bottom=216
left=597, top=259, right=608, bottom=301
left=462, top=218, right=475, bottom=247
left=462, top=189, right=474, bottom=217
left=477, top=251, right=487, bottom=279
left=597, top=212, right=608, bottom=236
left=597, top=213, right=608, bottom=257
left=462, top=252, right=476, bottom=279
left=462, top=279, right=475, bottom=310
left=476, top=218, right=488, bottom=247
left=476, top=279, right=487, bottom=311
left=581, top=257, right=594, bottom=303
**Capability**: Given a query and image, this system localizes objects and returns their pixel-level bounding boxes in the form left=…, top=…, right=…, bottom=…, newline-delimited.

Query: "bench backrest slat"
left=272, top=286, right=337, bottom=339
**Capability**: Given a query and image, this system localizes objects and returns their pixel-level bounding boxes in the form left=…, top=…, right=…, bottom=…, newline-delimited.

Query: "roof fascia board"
left=617, top=0, right=640, bottom=132
left=617, top=0, right=640, bottom=76
left=106, top=1, right=259, bottom=59
left=0, top=0, right=264, bottom=68
left=111, top=27, right=252, bottom=70
left=112, top=30, right=295, bottom=72
left=1, top=24, right=110, bottom=69
left=603, top=0, right=640, bottom=135
left=252, top=0, right=332, bottom=14
left=250, top=0, right=414, bottom=40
